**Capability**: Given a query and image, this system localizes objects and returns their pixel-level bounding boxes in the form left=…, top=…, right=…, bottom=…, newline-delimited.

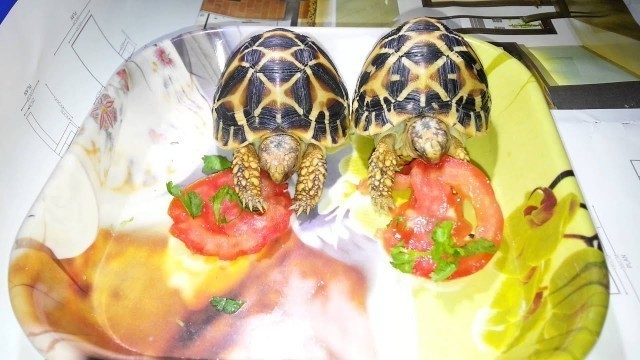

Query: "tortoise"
left=212, top=28, right=349, bottom=214
left=352, top=17, right=491, bottom=211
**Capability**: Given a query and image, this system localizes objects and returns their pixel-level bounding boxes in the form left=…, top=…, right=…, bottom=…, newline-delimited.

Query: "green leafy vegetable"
left=210, top=185, right=242, bottom=225
left=431, top=261, right=458, bottom=282
left=386, top=216, right=406, bottom=228
left=390, top=242, right=429, bottom=274
left=429, top=221, right=460, bottom=281
left=202, top=155, right=232, bottom=175
left=166, top=181, right=204, bottom=218
left=461, top=238, right=499, bottom=256
left=390, top=221, right=499, bottom=281
left=210, top=296, right=245, bottom=314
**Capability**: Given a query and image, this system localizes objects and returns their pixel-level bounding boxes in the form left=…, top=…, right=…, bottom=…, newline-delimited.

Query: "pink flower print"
left=116, top=68, right=130, bottom=92
left=90, top=94, right=117, bottom=130
left=154, top=46, right=174, bottom=67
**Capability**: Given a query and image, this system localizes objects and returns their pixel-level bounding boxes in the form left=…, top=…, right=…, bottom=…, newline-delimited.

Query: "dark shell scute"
left=405, top=42, right=445, bottom=66
left=381, top=33, right=409, bottom=50
left=260, top=59, right=300, bottom=74
left=252, top=107, right=281, bottom=130
left=243, top=48, right=264, bottom=66
left=308, top=62, right=344, bottom=97
left=257, top=33, right=300, bottom=50
left=281, top=107, right=311, bottom=130
left=291, top=72, right=312, bottom=114
left=388, top=60, right=410, bottom=99
left=369, top=52, right=393, bottom=72
left=407, top=18, right=443, bottom=32
left=438, top=57, right=461, bottom=97
left=327, top=100, right=347, bottom=124
left=217, top=65, right=250, bottom=99
left=293, top=47, right=316, bottom=66
left=246, top=73, right=266, bottom=114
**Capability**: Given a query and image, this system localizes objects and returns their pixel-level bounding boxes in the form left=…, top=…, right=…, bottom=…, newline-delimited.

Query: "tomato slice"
left=168, top=170, right=293, bottom=260
left=381, top=156, right=503, bottom=280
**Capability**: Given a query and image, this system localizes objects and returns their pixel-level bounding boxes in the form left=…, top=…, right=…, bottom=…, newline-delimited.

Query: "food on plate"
left=9, top=228, right=373, bottom=358
left=212, top=28, right=350, bottom=214
left=210, top=296, right=246, bottom=314
left=380, top=156, right=503, bottom=280
left=167, top=168, right=293, bottom=260
left=351, top=17, right=491, bottom=211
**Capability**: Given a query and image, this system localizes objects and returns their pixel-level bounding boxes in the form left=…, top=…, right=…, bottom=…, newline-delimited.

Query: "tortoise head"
left=407, top=117, right=450, bottom=164
left=258, top=133, right=301, bottom=183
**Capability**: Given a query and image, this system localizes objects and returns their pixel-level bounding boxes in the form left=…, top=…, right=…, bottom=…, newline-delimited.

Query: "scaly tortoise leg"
left=232, top=144, right=265, bottom=212
left=293, top=143, right=327, bottom=215
left=369, top=134, right=398, bottom=212
left=447, top=136, right=469, bottom=161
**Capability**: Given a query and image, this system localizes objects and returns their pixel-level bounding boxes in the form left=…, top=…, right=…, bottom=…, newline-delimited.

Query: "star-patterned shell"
left=352, top=18, right=491, bottom=138
left=213, top=28, right=349, bottom=149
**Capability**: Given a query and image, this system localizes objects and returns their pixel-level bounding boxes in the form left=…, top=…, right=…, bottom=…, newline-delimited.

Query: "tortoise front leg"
left=293, top=143, right=327, bottom=215
left=232, top=144, right=265, bottom=212
left=369, top=134, right=398, bottom=212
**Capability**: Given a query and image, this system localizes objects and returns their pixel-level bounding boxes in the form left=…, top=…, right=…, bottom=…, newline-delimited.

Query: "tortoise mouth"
left=407, top=117, right=450, bottom=164
left=258, top=134, right=301, bottom=183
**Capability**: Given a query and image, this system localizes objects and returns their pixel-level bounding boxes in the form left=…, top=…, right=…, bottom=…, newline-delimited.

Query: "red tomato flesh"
left=168, top=170, right=293, bottom=260
left=381, top=156, right=503, bottom=280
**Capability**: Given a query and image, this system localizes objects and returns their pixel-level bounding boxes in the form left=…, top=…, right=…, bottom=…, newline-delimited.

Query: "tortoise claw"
left=372, top=196, right=395, bottom=213
left=244, top=198, right=266, bottom=213
left=291, top=201, right=313, bottom=216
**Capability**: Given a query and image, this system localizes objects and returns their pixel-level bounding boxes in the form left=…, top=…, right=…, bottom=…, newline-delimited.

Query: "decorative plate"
left=8, top=26, right=608, bottom=359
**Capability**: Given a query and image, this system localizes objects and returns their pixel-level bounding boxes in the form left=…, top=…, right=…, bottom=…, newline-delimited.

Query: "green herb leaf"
left=184, top=190, right=205, bottom=218
left=166, top=181, right=182, bottom=197
left=390, top=242, right=414, bottom=273
left=428, top=221, right=458, bottom=281
left=166, top=181, right=204, bottom=218
left=430, top=221, right=456, bottom=261
left=202, top=155, right=232, bottom=175
left=210, top=296, right=245, bottom=314
left=210, top=185, right=242, bottom=225
left=390, top=242, right=430, bottom=274
left=390, top=221, right=499, bottom=282
left=460, top=238, right=499, bottom=256
left=431, top=261, right=458, bottom=281
left=431, top=221, right=456, bottom=253
left=386, top=216, right=406, bottom=228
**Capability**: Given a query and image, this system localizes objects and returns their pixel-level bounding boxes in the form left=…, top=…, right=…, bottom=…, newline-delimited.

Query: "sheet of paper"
left=553, top=109, right=640, bottom=359
left=0, top=0, right=201, bottom=358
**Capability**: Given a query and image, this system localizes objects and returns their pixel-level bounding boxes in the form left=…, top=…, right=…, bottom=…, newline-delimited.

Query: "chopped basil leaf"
left=210, top=296, right=245, bottom=314
left=166, top=181, right=182, bottom=197
left=386, top=216, right=406, bottom=228
left=210, top=185, right=242, bottom=225
left=428, top=221, right=459, bottom=281
left=166, top=181, right=204, bottom=218
left=390, top=242, right=430, bottom=274
left=202, top=155, right=232, bottom=175
left=460, top=238, right=499, bottom=256
left=431, top=261, right=458, bottom=281
left=184, top=190, right=205, bottom=218
left=390, top=221, right=499, bottom=282
left=390, top=242, right=414, bottom=273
